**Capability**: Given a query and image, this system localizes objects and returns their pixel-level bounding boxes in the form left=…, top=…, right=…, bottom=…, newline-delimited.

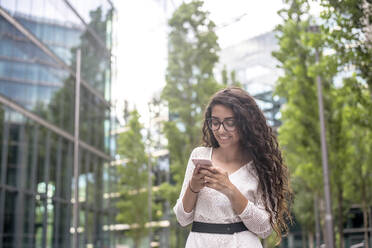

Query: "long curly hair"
left=202, top=87, right=292, bottom=243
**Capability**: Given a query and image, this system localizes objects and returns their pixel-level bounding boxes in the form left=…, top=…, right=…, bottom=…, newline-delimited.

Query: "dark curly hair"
left=202, top=87, right=292, bottom=243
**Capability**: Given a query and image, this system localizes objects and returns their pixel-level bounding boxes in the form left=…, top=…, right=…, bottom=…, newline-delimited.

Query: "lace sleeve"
left=238, top=192, right=273, bottom=239
left=173, top=149, right=197, bottom=227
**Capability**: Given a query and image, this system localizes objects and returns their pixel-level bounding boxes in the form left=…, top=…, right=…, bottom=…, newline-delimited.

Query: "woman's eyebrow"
left=211, top=116, right=235, bottom=120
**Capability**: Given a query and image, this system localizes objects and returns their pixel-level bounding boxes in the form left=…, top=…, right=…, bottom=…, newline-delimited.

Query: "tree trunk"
left=308, top=231, right=314, bottom=248
left=362, top=205, right=369, bottom=248
left=337, top=187, right=344, bottom=248
left=176, top=226, right=181, bottom=248
left=361, top=179, right=369, bottom=248
left=369, top=206, right=372, bottom=248
left=319, top=198, right=327, bottom=247
left=315, top=195, right=322, bottom=248
left=302, top=229, right=307, bottom=248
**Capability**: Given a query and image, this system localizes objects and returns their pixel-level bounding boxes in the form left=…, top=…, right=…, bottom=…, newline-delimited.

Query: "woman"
left=173, top=87, right=292, bottom=247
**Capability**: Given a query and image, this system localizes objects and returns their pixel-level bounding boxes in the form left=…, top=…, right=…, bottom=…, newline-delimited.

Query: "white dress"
left=173, top=147, right=272, bottom=248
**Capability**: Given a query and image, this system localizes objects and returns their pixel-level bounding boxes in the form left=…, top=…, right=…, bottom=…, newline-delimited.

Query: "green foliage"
left=338, top=76, right=372, bottom=204
left=116, top=110, right=149, bottom=247
left=160, top=1, right=223, bottom=246
left=275, top=0, right=372, bottom=246
left=320, top=0, right=372, bottom=246
left=221, top=65, right=242, bottom=87
left=162, top=0, right=222, bottom=205
left=320, top=0, right=372, bottom=95
left=273, top=0, right=343, bottom=239
left=274, top=0, right=323, bottom=198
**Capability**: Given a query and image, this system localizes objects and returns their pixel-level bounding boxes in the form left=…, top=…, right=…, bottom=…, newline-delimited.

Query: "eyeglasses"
left=207, top=117, right=237, bottom=132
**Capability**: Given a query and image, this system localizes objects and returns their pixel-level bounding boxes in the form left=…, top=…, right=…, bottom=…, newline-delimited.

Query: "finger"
left=209, top=167, right=222, bottom=174
left=199, top=165, right=214, bottom=171
left=204, top=181, right=215, bottom=189
left=195, top=173, right=205, bottom=180
left=193, top=165, right=200, bottom=175
left=199, top=169, right=215, bottom=178
left=204, top=176, right=216, bottom=184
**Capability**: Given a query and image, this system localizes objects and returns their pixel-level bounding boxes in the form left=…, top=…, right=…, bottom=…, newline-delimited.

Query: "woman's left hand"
left=198, top=166, right=234, bottom=196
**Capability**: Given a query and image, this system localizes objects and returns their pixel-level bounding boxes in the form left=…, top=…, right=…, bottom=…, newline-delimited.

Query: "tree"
left=159, top=1, right=222, bottom=246
left=273, top=0, right=345, bottom=246
left=338, top=77, right=372, bottom=248
left=320, top=1, right=372, bottom=247
left=275, top=1, right=372, bottom=247
left=320, top=0, right=372, bottom=98
left=221, top=65, right=242, bottom=87
left=273, top=1, right=323, bottom=244
left=116, top=110, right=149, bottom=248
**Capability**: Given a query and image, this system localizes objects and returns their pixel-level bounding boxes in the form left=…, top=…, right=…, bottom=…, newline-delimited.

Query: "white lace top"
left=173, top=147, right=272, bottom=248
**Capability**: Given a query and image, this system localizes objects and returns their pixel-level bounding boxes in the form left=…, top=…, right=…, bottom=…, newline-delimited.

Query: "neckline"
left=209, top=147, right=253, bottom=176
left=228, top=161, right=252, bottom=177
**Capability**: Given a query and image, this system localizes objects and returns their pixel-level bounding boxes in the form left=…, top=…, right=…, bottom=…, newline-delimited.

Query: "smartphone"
left=192, top=158, right=212, bottom=167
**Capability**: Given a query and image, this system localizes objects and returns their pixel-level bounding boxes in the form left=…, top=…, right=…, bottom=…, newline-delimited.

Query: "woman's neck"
left=215, top=145, right=243, bottom=164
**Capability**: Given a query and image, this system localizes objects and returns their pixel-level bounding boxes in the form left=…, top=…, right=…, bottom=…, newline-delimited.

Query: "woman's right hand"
left=189, top=164, right=209, bottom=192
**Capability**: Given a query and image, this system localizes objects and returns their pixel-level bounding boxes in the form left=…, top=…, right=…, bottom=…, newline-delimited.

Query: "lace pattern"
left=173, top=147, right=273, bottom=247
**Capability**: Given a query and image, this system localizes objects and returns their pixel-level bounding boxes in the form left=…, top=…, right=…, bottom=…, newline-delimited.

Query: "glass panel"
left=86, top=155, right=95, bottom=206
left=25, top=122, right=38, bottom=192
left=78, top=150, right=86, bottom=204
left=86, top=210, right=94, bottom=246
left=104, top=108, right=111, bottom=154
left=95, top=158, right=103, bottom=211
left=71, top=148, right=82, bottom=207
left=102, top=214, right=109, bottom=247
left=53, top=137, right=62, bottom=199
left=67, top=0, right=112, bottom=33
left=2, top=0, right=81, bottom=66
left=60, top=140, right=73, bottom=200
left=23, top=194, right=33, bottom=247
left=109, top=165, right=119, bottom=210
left=5, top=111, right=26, bottom=187
left=95, top=211, right=103, bottom=247
left=0, top=106, right=5, bottom=184
left=0, top=15, right=75, bottom=134
left=46, top=198, right=54, bottom=247
left=79, top=87, right=90, bottom=145
left=59, top=202, right=70, bottom=247
left=103, top=162, right=109, bottom=209
left=2, top=191, right=16, bottom=248
left=36, top=128, right=48, bottom=195
left=0, top=0, right=113, bottom=95
left=79, top=87, right=109, bottom=151
left=78, top=208, right=85, bottom=246
left=34, top=198, right=44, bottom=248
left=48, top=133, right=57, bottom=199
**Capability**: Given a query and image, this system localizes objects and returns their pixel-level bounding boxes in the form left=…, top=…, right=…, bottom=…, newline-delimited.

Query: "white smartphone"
left=192, top=158, right=212, bottom=167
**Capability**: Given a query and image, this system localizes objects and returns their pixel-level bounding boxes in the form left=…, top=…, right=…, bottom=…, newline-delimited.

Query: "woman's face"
left=209, top=104, right=240, bottom=148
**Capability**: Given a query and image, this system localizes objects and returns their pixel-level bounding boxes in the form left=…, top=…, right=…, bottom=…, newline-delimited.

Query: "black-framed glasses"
left=207, top=117, right=237, bottom=132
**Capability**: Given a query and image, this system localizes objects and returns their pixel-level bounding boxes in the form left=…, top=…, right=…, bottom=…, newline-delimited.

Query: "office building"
left=0, top=0, right=118, bottom=247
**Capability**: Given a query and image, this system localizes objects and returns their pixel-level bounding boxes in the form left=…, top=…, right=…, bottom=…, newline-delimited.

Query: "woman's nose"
left=217, top=123, right=226, bottom=133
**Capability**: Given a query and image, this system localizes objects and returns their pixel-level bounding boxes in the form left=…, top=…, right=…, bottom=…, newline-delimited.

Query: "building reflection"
left=0, top=1, right=118, bottom=247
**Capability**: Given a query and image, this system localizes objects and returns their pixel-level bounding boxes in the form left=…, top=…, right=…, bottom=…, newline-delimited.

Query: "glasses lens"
left=207, top=118, right=237, bottom=131
left=224, top=119, right=236, bottom=131
left=207, top=118, right=219, bottom=130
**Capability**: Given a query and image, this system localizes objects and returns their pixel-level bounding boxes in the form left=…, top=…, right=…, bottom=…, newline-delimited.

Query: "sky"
left=113, top=0, right=286, bottom=125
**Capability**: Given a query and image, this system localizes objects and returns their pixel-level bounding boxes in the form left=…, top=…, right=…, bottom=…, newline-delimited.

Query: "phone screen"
left=192, top=158, right=212, bottom=166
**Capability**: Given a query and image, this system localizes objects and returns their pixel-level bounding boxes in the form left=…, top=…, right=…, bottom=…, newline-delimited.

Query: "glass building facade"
left=0, top=0, right=118, bottom=247
left=216, top=31, right=283, bottom=128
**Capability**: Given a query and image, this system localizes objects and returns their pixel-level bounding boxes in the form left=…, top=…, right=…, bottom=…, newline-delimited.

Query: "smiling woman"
left=173, top=87, right=292, bottom=248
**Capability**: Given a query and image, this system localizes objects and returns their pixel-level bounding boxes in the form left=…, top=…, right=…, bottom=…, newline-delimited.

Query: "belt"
left=191, top=221, right=248, bottom=234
